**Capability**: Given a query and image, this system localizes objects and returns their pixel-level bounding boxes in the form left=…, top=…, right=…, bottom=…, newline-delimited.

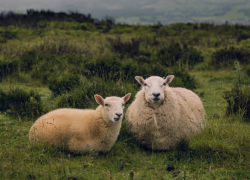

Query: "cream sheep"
left=126, top=75, right=205, bottom=150
left=29, top=93, right=131, bottom=154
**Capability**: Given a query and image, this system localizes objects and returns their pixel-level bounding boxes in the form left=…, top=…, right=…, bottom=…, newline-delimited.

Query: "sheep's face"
left=94, top=94, right=131, bottom=123
left=135, top=75, right=174, bottom=109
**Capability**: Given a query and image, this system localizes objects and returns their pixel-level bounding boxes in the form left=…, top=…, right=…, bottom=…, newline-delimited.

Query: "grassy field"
left=1, top=12, right=250, bottom=179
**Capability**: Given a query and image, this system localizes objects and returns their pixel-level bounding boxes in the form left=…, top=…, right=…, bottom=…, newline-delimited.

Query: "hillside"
left=1, top=0, right=250, bottom=24
left=0, top=11, right=250, bottom=179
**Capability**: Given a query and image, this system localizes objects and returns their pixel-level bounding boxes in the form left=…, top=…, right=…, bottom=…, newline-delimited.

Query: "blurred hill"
left=0, top=0, right=250, bottom=24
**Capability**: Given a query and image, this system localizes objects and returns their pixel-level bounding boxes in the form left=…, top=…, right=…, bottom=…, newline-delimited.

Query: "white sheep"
left=29, top=93, right=131, bottom=154
left=126, top=75, right=205, bottom=150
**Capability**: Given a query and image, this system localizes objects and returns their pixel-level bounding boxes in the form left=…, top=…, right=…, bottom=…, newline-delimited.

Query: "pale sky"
left=0, top=0, right=141, bottom=17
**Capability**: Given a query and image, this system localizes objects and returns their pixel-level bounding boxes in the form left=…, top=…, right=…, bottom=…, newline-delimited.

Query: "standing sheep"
left=29, top=93, right=131, bottom=154
left=126, top=75, right=205, bottom=150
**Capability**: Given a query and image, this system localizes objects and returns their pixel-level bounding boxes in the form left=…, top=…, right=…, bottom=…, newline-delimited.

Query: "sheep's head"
left=135, top=75, right=174, bottom=109
left=94, top=93, right=131, bottom=123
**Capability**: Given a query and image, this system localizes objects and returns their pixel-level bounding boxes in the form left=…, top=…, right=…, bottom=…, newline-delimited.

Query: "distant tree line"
left=0, top=9, right=115, bottom=27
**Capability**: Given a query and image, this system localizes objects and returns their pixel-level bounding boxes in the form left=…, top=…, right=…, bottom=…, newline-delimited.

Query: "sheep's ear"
left=94, top=94, right=104, bottom=106
left=122, top=93, right=131, bottom=103
left=165, top=75, right=174, bottom=85
left=135, top=76, right=145, bottom=86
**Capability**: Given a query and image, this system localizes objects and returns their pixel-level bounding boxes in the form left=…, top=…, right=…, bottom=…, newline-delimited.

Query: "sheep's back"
left=172, top=87, right=205, bottom=133
left=29, top=108, right=95, bottom=147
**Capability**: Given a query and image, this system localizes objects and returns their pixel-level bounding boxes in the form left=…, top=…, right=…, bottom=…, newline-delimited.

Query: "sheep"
left=126, top=75, right=205, bottom=150
left=29, top=93, right=131, bottom=154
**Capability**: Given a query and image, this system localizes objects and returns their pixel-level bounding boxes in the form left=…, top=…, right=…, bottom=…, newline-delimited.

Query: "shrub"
left=168, top=66, right=196, bottom=89
left=223, top=85, right=250, bottom=121
left=110, top=38, right=142, bottom=57
left=0, top=60, right=18, bottom=80
left=237, top=33, right=250, bottom=43
left=211, top=47, right=250, bottom=67
left=48, top=74, right=80, bottom=96
left=84, top=56, right=124, bottom=81
left=0, top=87, right=46, bottom=120
left=0, top=29, right=17, bottom=43
left=156, top=42, right=204, bottom=68
left=84, top=57, right=197, bottom=89
left=55, top=77, right=138, bottom=109
left=20, top=49, right=81, bottom=83
left=181, top=44, right=204, bottom=68
left=157, top=42, right=182, bottom=67
left=20, top=50, right=39, bottom=72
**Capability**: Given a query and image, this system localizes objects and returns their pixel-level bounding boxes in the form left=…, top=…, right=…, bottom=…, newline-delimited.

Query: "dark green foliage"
left=182, top=45, right=204, bottom=67
left=0, top=10, right=113, bottom=27
left=20, top=50, right=39, bottom=72
left=85, top=56, right=122, bottom=81
left=223, top=85, right=250, bottom=121
left=84, top=57, right=196, bottom=89
left=156, top=42, right=204, bottom=68
left=246, top=67, right=250, bottom=77
left=168, top=67, right=196, bottom=89
left=0, top=60, right=18, bottom=80
left=49, top=74, right=80, bottom=96
left=0, top=87, right=46, bottom=120
left=19, top=49, right=83, bottom=84
left=110, top=38, right=142, bottom=57
left=157, top=42, right=182, bottom=67
left=20, top=42, right=82, bottom=73
left=211, top=47, right=250, bottom=67
left=55, top=77, right=138, bottom=109
left=0, top=29, right=17, bottom=43
left=237, top=33, right=250, bottom=43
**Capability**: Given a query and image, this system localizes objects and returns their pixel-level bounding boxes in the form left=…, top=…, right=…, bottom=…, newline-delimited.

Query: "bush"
left=168, top=67, right=196, bottom=90
left=0, top=60, right=18, bottom=80
left=49, top=74, right=80, bottom=96
left=84, top=56, right=122, bottom=81
left=110, top=38, right=142, bottom=57
left=84, top=56, right=197, bottom=89
left=211, top=47, right=250, bottom=67
left=0, top=87, right=46, bottom=120
left=237, top=33, right=250, bottom=43
left=20, top=50, right=39, bottom=72
left=156, top=42, right=204, bottom=68
left=223, top=85, right=250, bottom=121
left=0, top=29, right=17, bottom=43
left=55, top=77, right=138, bottom=109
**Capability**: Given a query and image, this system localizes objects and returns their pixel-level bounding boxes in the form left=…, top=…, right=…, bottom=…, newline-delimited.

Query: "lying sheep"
left=126, top=75, right=205, bottom=150
left=29, top=93, right=131, bottom=154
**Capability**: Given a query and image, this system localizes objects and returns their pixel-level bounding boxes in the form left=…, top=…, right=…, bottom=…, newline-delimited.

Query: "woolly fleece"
left=126, top=86, right=205, bottom=150
left=29, top=94, right=130, bottom=154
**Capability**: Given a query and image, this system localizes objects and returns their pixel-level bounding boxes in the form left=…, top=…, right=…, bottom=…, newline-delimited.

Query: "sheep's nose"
left=116, top=113, right=122, bottom=117
left=153, top=93, right=160, bottom=98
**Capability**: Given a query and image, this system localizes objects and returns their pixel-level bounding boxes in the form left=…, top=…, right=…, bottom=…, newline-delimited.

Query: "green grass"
left=1, top=17, right=250, bottom=179
left=1, top=69, right=250, bottom=179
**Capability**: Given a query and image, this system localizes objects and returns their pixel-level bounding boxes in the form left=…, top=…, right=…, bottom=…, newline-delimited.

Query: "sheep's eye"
left=163, top=83, right=166, bottom=86
left=144, top=83, right=147, bottom=86
left=122, top=103, right=125, bottom=106
left=105, top=104, right=109, bottom=107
